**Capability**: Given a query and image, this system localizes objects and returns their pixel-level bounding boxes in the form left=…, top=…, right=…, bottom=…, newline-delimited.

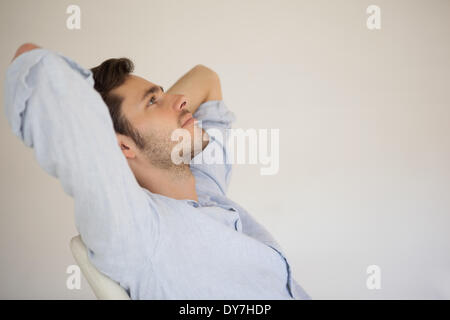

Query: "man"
left=4, top=43, right=310, bottom=299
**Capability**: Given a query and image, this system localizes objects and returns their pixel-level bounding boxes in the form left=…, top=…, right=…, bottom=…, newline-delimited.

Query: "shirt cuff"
left=193, top=100, right=236, bottom=128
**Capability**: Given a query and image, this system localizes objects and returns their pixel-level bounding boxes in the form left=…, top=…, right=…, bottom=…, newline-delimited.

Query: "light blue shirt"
left=3, top=48, right=310, bottom=300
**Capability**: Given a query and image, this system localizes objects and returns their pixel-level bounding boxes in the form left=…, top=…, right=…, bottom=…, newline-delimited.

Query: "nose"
left=173, top=94, right=188, bottom=112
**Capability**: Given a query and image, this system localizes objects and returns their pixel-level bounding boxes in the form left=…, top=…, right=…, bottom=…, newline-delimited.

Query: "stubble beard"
left=141, top=127, right=192, bottom=179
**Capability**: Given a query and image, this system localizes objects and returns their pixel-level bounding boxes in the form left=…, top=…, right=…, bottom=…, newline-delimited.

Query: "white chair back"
left=70, top=235, right=131, bottom=300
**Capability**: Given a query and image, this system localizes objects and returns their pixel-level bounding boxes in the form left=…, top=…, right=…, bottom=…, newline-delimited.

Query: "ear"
left=116, top=133, right=137, bottom=159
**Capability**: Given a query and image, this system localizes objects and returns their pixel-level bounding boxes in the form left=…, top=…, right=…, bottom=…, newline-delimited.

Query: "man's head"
left=90, top=58, right=202, bottom=174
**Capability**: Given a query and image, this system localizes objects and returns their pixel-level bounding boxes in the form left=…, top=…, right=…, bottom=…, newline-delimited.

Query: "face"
left=112, top=75, right=203, bottom=170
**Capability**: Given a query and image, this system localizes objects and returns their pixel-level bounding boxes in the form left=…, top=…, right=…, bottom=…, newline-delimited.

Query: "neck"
left=132, top=162, right=198, bottom=201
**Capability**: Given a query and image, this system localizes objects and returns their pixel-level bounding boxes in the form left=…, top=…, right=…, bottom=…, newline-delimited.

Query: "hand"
left=11, top=43, right=41, bottom=63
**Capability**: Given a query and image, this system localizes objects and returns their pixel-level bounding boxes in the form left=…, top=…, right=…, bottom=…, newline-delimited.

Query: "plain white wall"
left=1, top=0, right=449, bottom=299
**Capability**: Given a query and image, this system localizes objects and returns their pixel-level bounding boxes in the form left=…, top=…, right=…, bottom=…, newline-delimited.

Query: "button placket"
left=186, top=200, right=199, bottom=208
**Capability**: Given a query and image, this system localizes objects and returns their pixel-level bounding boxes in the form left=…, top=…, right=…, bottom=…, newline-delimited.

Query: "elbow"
left=193, top=64, right=222, bottom=101
left=194, top=64, right=219, bottom=79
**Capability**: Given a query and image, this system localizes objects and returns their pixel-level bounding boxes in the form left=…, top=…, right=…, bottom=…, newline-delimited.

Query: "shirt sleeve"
left=291, top=279, right=312, bottom=300
left=190, top=100, right=236, bottom=196
left=3, top=49, right=160, bottom=285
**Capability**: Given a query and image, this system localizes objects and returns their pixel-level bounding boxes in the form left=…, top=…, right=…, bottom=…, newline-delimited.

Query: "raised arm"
left=4, top=44, right=159, bottom=288
left=11, top=43, right=41, bottom=62
left=166, top=64, right=222, bottom=114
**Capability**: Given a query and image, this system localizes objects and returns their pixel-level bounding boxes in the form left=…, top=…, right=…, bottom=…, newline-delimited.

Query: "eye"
left=147, top=96, right=157, bottom=107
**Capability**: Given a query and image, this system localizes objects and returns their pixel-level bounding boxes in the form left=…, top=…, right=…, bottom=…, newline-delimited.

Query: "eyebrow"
left=141, top=85, right=164, bottom=102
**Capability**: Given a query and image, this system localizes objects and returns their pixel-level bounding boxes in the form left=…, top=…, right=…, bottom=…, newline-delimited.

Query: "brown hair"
left=90, top=58, right=146, bottom=149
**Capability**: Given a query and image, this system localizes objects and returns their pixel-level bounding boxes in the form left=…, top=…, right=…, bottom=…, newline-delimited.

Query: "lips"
left=181, top=114, right=194, bottom=128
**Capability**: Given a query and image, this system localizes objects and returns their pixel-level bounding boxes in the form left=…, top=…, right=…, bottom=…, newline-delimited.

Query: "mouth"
left=181, top=114, right=194, bottom=128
